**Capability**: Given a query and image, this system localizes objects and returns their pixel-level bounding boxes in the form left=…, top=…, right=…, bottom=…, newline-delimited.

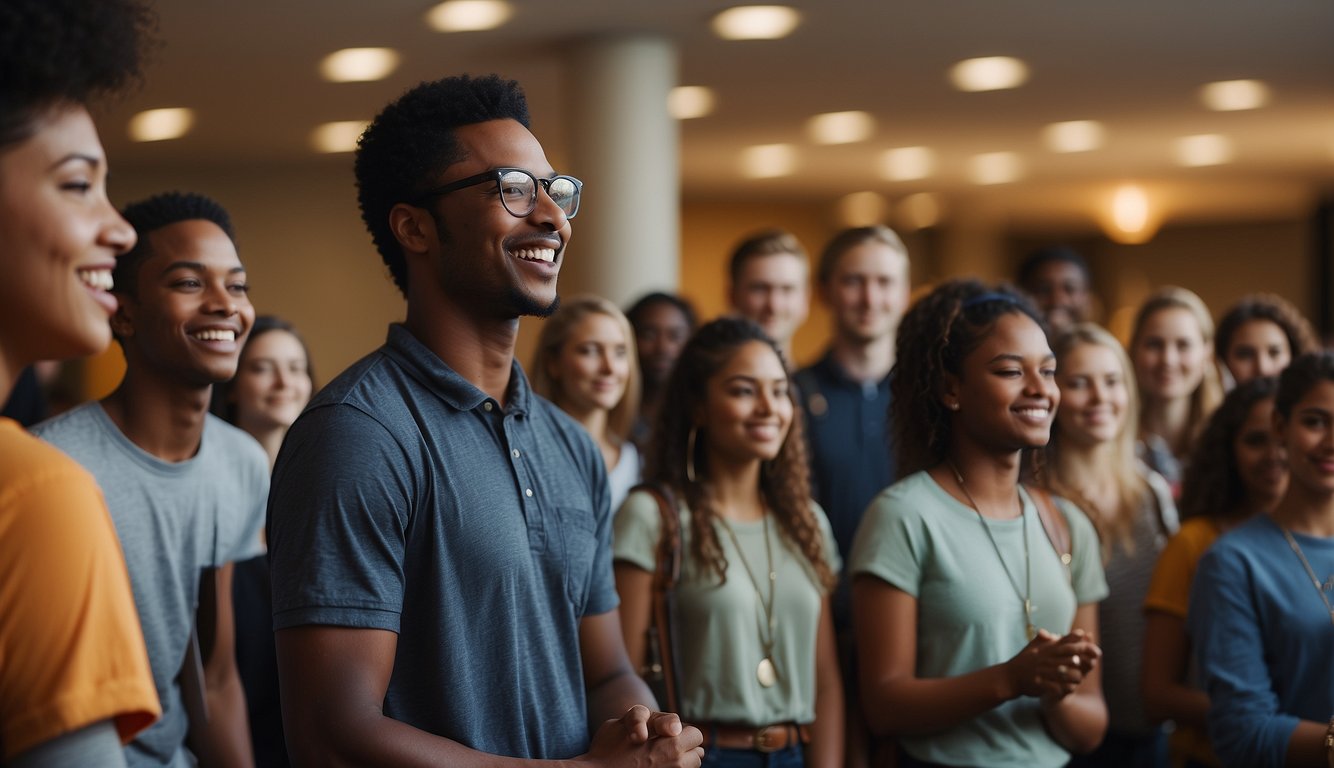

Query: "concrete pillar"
left=563, top=36, right=679, bottom=306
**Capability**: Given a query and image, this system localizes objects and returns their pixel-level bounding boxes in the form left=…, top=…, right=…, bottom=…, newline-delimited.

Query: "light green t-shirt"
left=849, top=470, right=1109, bottom=768
left=613, top=490, right=840, bottom=726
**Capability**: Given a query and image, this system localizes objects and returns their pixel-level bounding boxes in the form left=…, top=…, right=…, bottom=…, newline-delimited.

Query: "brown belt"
left=698, top=722, right=811, bottom=753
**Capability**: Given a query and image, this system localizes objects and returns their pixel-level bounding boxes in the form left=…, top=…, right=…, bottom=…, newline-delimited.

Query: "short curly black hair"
left=0, top=0, right=156, bottom=148
left=116, top=192, right=238, bottom=298
left=354, top=74, right=531, bottom=296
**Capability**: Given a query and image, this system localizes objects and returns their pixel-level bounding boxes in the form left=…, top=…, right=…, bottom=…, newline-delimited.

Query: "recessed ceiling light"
left=1042, top=120, right=1105, bottom=153
left=949, top=56, right=1029, bottom=92
left=807, top=111, right=875, bottom=145
left=879, top=146, right=935, bottom=181
left=128, top=108, right=195, bottom=142
left=897, top=192, right=942, bottom=231
left=968, top=152, right=1023, bottom=184
left=1200, top=79, right=1270, bottom=111
left=740, top=143, right=797, bottom=178
left=712, top=5, right=801, bottom=41
left=426, top=0, right=512, bottom=32
left=311, top=120, right=369, bottom=153
left=320, top=48, right=400, bottom=83
left=1174, top=134, right=1232, bottom=166
left=837, top=191, right=888, bottom=227
left=668, top=86, right=715, bottom=120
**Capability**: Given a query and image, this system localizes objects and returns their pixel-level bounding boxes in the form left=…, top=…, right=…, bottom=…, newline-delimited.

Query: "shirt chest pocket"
left=553, top=506, right=598, bottom=613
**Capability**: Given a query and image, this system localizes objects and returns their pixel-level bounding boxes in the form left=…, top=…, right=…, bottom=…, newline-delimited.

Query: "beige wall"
left=81, top=159, right=1316, bottom=398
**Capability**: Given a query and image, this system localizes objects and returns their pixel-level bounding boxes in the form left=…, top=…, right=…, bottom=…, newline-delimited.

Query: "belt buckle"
left=752, top=725, right=783, bottom=753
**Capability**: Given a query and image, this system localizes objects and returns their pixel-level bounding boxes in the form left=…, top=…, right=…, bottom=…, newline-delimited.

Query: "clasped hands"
left=580, top=705, right=705, bottom=767
left=1007, top=627, right=1102, bottom=704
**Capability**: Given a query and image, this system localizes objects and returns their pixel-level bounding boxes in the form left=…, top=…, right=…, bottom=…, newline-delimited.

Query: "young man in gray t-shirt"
left=35, top=192, right=267, bottom=767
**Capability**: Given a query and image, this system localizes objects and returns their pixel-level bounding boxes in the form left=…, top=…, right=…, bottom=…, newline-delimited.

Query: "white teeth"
left=513, top=247, right=556, bottom=263
left=77, top=268, right=114, bottom=291
left=193, top=329, right=236, bottom=342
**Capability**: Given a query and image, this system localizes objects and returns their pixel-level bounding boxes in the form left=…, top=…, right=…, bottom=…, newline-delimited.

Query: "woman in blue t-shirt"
left=851, top=280, right=1109, bottom=768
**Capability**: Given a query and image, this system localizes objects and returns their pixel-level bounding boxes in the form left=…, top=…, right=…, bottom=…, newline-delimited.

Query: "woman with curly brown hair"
left=1215, top=293, right=1318, bottom=388
left=614, top=317, right=843, bottom=768
left=1142, top=376, right=1285, bottom=768
left=852, top=279, right=1108, bottom=768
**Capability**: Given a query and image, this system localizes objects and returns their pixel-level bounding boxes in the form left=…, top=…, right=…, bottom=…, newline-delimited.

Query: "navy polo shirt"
left=269, top=324, right=615, bottom=759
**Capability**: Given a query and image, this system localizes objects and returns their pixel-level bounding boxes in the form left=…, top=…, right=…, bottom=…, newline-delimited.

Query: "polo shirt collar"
left=383, top=323, right=531, bottom=415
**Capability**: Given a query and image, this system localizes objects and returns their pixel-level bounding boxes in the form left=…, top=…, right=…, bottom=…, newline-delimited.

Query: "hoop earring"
left=686, top=426, right=699, bottom=484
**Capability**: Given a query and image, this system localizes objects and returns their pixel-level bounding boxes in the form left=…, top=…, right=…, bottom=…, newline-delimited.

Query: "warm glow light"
left=879, top=146, right=934, bottom=181
left=1101, top=184, right=1160, bottom=244
left=426, top=0, right=512, bottom=32
left=320, top=48, right=400, bottom=83
left=711, top=5, right=801, bottom=40
left=1042, top=120, right=1105, bottom=153
left=1174, top=134, right=1233, bottom=167
left=311, top=120, right=369, bottom=153
left=968, top=152, right=1023, bottom=185
left=668, top=86, right=715, bottom=120
left=1200, top=79, right=1270, bottom=111
left=807, top=111, right=875, bottom=145
left=837, top=192, right=888, bottom=227
left=128, top=108, right=195, bottom=142
left=740, top=143, right=797, bottom=178
left=897, top=192, right=942, bottom=231
left=949, top=56, right=1029, bottom=92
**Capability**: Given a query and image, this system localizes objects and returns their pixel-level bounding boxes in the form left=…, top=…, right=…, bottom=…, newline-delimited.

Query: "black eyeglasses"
left=411, top=167, right=582, bottom=219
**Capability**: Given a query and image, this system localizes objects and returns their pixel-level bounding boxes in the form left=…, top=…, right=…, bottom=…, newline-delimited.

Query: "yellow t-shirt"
left=0, top=417, right=160, bottom=760
left=1143, top=516, right=1225, bottom=768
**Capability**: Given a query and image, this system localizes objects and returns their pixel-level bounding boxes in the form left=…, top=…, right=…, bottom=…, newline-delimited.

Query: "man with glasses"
left=267, top=74, right=704, bottom=767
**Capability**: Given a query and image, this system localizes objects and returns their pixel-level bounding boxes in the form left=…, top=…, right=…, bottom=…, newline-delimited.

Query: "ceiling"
left=98, top=0, right=1334, bottom=234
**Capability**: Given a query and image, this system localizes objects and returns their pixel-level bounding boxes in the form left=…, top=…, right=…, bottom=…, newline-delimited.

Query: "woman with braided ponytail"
left=852, top=279, right=1109, bottom=768
left=613, top=317, right=844, bottom=767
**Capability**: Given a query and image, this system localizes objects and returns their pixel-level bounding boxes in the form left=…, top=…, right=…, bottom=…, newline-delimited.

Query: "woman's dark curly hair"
left=646, top=317, right=835, bottom=591
left=892, top=279, right=1047, bottom=477
left=0, top=0, right=156, bottom=148
left=1178, top=376, right=1279, bottom=522
left=1215, top=293, right=1318, bottom=364
left=1275, top=351, right=1334, bottom=420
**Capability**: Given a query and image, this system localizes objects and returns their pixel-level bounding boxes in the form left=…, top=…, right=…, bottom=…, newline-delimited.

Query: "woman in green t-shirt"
left=613, top=317, right=844, bottom=768
left=851, top=280, right=1109, bottom=768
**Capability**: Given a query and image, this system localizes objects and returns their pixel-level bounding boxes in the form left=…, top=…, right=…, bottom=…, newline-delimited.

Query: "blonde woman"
left=532, top=294, right=643, bottom=510
left=1040, top=323, right=1177, bottom=767
left=1129, top=287, right=1224, bottom=495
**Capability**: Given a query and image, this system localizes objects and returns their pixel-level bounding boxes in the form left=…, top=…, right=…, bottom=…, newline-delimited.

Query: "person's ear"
left=940, top=371, right=961, bottom=412
left=389, top=203, right=435, bottom=257
left=110, top=294, right=136, bottom=340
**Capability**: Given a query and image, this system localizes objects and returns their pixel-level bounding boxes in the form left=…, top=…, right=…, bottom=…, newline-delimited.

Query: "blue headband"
left=962, top=291, right=1020, bottom=310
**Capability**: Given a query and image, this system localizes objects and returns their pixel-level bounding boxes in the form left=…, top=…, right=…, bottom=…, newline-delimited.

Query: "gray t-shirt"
left=268, top=324, right=617, bottom=760
left=34, top=403, right=268, bottom=768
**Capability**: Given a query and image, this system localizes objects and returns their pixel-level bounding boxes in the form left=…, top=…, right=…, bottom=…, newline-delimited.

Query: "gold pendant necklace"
left=718, top=512, right=779, bottom=688
left=1281, top=527, right=1334, bottom=627
left=948, top=461, right=1036, bottom=640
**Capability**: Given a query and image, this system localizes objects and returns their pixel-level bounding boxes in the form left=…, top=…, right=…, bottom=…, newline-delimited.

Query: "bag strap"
left=635, top=483, right=682, bottom=588
left=631, top=482, right=683, bottom=712
left=1027, top=485, right=1072, bottom=570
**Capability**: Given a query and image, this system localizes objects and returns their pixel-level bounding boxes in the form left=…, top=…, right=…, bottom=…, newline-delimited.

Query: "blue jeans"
left=702, top=745, right=804, bottom=768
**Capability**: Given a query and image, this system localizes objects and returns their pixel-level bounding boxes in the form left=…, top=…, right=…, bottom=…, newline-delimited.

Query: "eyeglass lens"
left=498, top=170, right=579, bottom=218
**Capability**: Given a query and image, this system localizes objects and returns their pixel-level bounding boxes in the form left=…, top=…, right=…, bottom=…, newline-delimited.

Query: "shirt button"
left=512, top=449, right=521, bottom=458
left=525, top=488, right=534, bottom=497
left=483, top=402, right=493, bottom=412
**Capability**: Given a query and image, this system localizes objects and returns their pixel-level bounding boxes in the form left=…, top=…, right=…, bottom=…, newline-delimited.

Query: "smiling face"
left=634, top=301, right=692, bottom=389
left=416, top=119, right=571, bottom=319
left=730, top=252, right=809, bottom=347
left=823, top=240, right=910, bottom=344
left=114, top=219, right=254, bottom=387
left=550, top=312, right=631, bottom=416
left=1056, top=341, right=1130, bottom=448
left=947, top=311, right=1059, bottom=453
left=0, top=104, right=135, bottom=378
left=1224, top=319, right=1291, bottom=385
left=699, top=340, right=794, bottom=467
left=1025, top=260, right=1090, bottom=330
left=234, top=329, right=312, bottom=435
left=1233, top=396, right=1287, bottom=510
left=1133, top=306, right=1208, bottom=403
left=1276, top=379, right=1334, bottom=499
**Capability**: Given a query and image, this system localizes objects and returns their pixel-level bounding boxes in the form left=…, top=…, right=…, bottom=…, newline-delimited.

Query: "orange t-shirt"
left=0, top=417, right=160, bottom=761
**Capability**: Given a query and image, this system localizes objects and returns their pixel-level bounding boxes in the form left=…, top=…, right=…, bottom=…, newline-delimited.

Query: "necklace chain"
left=717, top=512, right=777, bottom=652
left=948, top=461, right=1035, bottom=640
left=1280, top=527, right=1334, bottom=627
